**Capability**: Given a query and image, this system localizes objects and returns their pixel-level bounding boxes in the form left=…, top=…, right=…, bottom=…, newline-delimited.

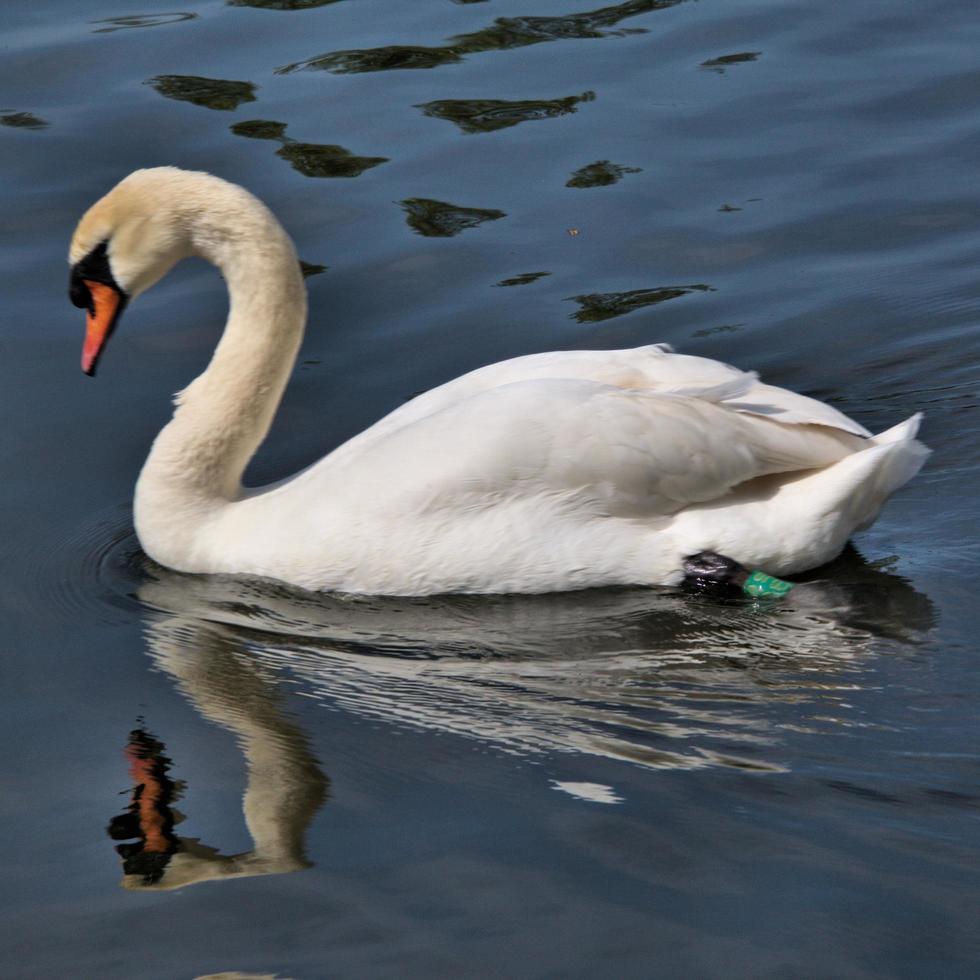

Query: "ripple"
left=567, top=284, right=714, bottom=322
left=29, top=504, right=145, bottom=627
left=400, top=198, right=505, bottom=237
left=566, top=160, right=642, bottom=188
left=417, top=91, right=594, bottom=134
left=147, top=75, right=257, bottom=111
left=277, top=0, right=682, bottom=74
left=91, top=13, right=198, bottom=32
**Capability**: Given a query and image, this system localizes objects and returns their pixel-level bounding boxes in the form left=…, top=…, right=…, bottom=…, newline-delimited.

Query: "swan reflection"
left=109, top=614, right=328, bottom=891
left=110, top=548, right=932, bottom=887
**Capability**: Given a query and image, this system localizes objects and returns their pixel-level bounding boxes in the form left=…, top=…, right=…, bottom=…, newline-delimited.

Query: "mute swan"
left=69, top=167, right=928, bottom=595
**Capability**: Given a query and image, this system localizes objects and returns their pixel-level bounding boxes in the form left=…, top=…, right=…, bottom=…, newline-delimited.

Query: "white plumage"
left=69, top=168, right=928, bottom=595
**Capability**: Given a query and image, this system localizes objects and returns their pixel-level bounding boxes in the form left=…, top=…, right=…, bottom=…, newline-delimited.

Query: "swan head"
left=69, top=167, right=196, bottom=376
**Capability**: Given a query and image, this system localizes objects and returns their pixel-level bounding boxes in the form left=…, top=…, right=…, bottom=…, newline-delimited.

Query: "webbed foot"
left=683, top=551, right=748, bottom=589
left=683, top=552, right=795, bottom=597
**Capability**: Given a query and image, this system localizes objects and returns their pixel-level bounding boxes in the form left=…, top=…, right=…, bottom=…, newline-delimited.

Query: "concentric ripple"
left=29, top=504, right=147, bottom=627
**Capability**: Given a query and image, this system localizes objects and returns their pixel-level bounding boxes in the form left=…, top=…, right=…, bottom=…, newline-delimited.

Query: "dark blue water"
left=3, top=1, right=980, bottom=976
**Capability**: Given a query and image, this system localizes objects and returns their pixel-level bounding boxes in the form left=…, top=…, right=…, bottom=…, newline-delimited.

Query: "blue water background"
left=2, top=0, right=979, bottom=976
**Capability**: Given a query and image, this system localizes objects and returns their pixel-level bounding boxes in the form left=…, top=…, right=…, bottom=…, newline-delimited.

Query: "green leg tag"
left=743, top=570, right=795, bottom=597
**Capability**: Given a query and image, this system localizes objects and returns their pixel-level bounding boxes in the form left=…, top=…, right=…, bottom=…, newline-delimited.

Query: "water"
left=3, top=0, right=980, bottom=976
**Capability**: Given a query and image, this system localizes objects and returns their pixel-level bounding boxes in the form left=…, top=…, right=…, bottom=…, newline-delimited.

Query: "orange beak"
left=81, top=280, right=125, bottom=376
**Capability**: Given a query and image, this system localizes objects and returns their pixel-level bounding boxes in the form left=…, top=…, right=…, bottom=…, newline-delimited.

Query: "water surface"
left=2, top=0, right=980, bottom=976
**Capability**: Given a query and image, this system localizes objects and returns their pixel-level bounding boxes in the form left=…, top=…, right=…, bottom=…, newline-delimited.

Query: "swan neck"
left=136, top=189, right=307, bottom=529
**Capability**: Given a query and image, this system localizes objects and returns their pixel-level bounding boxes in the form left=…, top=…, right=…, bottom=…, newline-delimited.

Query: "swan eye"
left=69, top=240, right=122, bottom=303
left=69, top=276, right=93, bottom=313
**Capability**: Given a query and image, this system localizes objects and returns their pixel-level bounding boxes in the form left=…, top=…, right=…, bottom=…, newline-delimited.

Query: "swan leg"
left=683, top=552, right=795, bottom=598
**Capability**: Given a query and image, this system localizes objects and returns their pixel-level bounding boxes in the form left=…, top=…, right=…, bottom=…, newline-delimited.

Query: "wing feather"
left=323, top=377, right=864, bottom=523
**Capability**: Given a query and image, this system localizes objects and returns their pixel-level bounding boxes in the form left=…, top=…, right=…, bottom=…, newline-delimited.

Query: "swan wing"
left=330, top=346, right=869, bottom=468
left=313, top=375, right=863, bottom=522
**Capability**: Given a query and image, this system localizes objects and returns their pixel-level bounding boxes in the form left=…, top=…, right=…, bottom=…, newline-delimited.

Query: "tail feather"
left=833, top=414, right=930, bottom=530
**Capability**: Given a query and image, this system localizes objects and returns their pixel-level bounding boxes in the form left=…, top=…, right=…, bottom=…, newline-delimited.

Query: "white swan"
left=69, top=167, right=928, bottom=595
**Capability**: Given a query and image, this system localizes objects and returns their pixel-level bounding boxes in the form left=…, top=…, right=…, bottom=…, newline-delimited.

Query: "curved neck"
left=134, top=614, right=328, bottom=888
left=136, top=187, right=307, bottom=535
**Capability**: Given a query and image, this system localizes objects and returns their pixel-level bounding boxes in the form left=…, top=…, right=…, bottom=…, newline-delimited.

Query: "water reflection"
left=147, top=75, right=257, bottom=111
left=567, top=160, right=641, bottom=188
left=109, top=614, right=328, bottom=891
left=400, top=197, right=505, bottom=237
left=0, top=111, right=48, bottom=129
left=417, top=91, right=595, bottom=134
left=494, top=271, right=551, bottom=287
left=278, top=0, right=683, bottom=74
left=228, top=0, right=344, bottom=8
left=107, top=728, right=180, bottom=884
left=230, top=119, right=287, bottom=140
left=91, top=13, right=197, bottom=32
left=700, top=52, right=761, bottom=73
left=126, top=547, right=933, bottom=782
left=277, top=143, right=387, bottom=179
left=231, top=118, right=388, bottom=178
left=567, top=283, right=713, bottom=322
left=299, top=260, right=327, bottom=277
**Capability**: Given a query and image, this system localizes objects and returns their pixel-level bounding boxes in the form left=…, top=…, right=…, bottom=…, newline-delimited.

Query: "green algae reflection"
left=400, top=199, right=505, bottom=237
left=228, top=0, right=346, bottom=8
left=231, top=119, right=288, bottom=140
left=418, top=92, right=594, bottom=134
left=700, top=52, right=761, bottom=73
left=278, top=143, right=386, bottom=179
left=0, top=111, right=48, bottom=129
left=567, top=160, right=641, bottom=188
left=494, top=272, right=551, bottom=287
left=567, top=285, right=713, bottom=323
left=231, top=119, right=388, bottom=178
left=299, top=261, right=328, bottom=277
left=148, top=75, right=256, bottom=111
left=92, top=13, right=197, bottom=32
left=278, top=0, right=683, bottom=74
